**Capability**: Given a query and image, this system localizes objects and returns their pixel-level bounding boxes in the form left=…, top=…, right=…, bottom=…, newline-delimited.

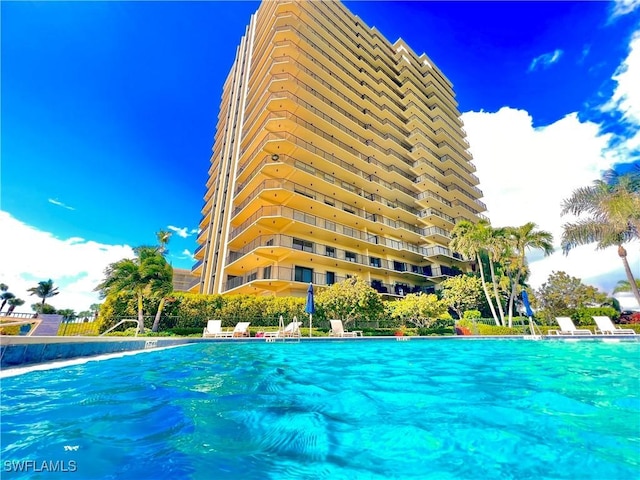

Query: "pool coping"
left=1, top=333, right=638, bottom=372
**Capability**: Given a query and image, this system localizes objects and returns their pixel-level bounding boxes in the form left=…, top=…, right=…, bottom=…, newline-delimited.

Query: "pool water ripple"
left=1, top=339, right=639, bottom=479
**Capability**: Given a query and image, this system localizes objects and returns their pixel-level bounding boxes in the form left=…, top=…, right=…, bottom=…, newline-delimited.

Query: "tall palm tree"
left=484, top=227, right=510, bottom=326
left=151, top=230, right=173, bottom=332
left=0, top=291, right=15, bottom=313
left=450, top=220, right=501, bottom=325
left=27, top=279, right=60, bottom=309
left=96, top=246, right=172, bottom=334
left=6, top=297, right=25, bottom=315
left=156, top=229, right=172, bottom=255
left=561, top=174, right=640, bottom=305
left=504, top=222, right=554, bottom=327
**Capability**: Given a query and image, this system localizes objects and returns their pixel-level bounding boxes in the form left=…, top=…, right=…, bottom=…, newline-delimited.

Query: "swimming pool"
left=1, top=340, right=639, bottom=479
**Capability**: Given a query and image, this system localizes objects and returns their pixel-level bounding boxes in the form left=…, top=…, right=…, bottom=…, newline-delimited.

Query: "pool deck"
left=1, top=334, right=637, bottom=372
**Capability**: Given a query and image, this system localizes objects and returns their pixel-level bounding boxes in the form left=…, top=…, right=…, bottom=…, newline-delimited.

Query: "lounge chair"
left=329, top=319, right=362, bottom=337
left=219, top=321, right=251, bottom=338
left=593, top=316, right=635, bottom=335
left=550, top=317, right=592, bottom=335
left=202, top=320, right=223, bottom=338
left=264, top=321, right=302, bottom=338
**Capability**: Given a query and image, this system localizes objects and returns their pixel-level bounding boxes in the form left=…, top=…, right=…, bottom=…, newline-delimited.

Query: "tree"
left=156, top=229, right=172, bottom=255
left=561, top=173, right=640, bottom=305
left=57, top=309, right=76, bottom=321
left=503, top=223, right=554, bottom=327
left=6, top=297, right=25, bottom=315
left=315, top=277, right=384, bottom=326
left=439, top=274, right=483, bottom=319
left=31, top=303, right=57, bottom=314
left=28, top=279, right=60, bottom=308
left=534, top=271, right=608, bottom=323
left=96, top=246, right=173, bottom=334
left=388, top=293, right=449, bottom=328
left=0, top=291, right=15, bottom=313
left=450, top=220, right=502, bottom=325
left=613, top=279, right=640, bottom=294
left=89, top=303, right=101, bottom=319
left=151, top=230, right=174, bottom=332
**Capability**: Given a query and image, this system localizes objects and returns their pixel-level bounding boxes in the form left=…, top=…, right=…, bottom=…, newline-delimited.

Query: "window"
left=263, top=266, right=272, bottom=279
left=326, top=271, right=336, bottom=285
left=293, top=238, right=313, bottom=253
left=370, top=257, right=381, bottom=268
left=346, top=251, right=357, bottom=262
left=295, top=266, right=313, bottom=283
left=394, top=261, right=406, bottom=272
left=325, top=246, right=336, bottom=258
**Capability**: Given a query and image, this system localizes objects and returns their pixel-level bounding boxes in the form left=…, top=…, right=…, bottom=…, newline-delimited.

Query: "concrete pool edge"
left=1, top=334, right=637, bottom=372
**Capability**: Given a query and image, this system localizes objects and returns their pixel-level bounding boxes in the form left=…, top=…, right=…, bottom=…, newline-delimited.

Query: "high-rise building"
left=192, top=0, right=486, bottom=298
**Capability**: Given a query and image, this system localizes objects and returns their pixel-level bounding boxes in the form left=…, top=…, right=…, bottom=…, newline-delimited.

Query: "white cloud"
left=463, top=26, right=640, bottom=295
left=0, top=211, right=134, bottom=314
left=181, top=249, right=195, bottom=261
left=603, top=31, right=640, bottom=124
left=463, top=108, right=613, bottom=243
left=528, top=49, right=563, bottom=72
left=611, top=0, right=640, bottom=18
left=167, top=225, right=191, bottom=238
left=48, top=198, right=75, bottom=211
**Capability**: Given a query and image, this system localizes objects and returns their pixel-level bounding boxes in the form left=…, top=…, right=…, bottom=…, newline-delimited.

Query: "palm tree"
left=90, top=303, right=101, bottom=319
left=504, top=222, right=554, bottom=327
left=561, top=174, right=640, bottom=305
left=156, top=229, right=172, bottom=255
left=450, top=220, right=501, bottom=325
left=613, top=279, right=640, bottom=294
left=151, top=230, right=173, bottom=332
left=6, top=297, right=25, bottom=315
left=484, top=227, right=509, bottom=326
left=150, top=273, right=174, bottom=332
left=0, top=291, right=15, bottom=313
left=28, top=279, right=60, bottom=308
left=96, top=246, right=172, bottom=334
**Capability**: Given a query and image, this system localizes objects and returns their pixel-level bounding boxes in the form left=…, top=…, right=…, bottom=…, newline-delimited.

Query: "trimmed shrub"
left=573, top=306, right=619, bottom=326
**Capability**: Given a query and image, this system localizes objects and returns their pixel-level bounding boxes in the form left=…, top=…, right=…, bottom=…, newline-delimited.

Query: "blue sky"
left=2, top=0, right=640, bottom=312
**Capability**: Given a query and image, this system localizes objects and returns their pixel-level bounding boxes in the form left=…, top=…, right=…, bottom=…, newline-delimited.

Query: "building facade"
left=192, top=0, right=486, bottom=299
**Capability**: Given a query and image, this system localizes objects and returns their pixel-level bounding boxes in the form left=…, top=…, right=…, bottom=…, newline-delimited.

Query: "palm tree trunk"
left=137, top=292, right=145, bottom=334
left=619, top=245, right=640, bottom=306
left=477, top=253, right=500, bottom=326
left=488, top=257, right=505, bottom=326
left=151, top=297, right=166, bottom=332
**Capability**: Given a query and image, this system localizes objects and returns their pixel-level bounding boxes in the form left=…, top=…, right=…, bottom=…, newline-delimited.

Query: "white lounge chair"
left=329, top=319, right=362, bottom=337
left=219, top=321, right=251, bottom=338
left=202, top=320, right=223, bottom=338
left=264, top=321, right=302, bottom=338
left=593, top=316, right=635, bottom=335
left=550, top=317, right=592, bottom=335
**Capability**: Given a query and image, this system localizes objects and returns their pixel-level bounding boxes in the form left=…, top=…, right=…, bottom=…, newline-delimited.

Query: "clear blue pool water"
left=1, top=339, right=639, bottom=479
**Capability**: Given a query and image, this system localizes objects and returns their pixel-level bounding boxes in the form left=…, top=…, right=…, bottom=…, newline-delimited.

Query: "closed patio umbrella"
left=521, top=291, right=536, bottom=335
left=305, top=283, right=315, bottom=338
